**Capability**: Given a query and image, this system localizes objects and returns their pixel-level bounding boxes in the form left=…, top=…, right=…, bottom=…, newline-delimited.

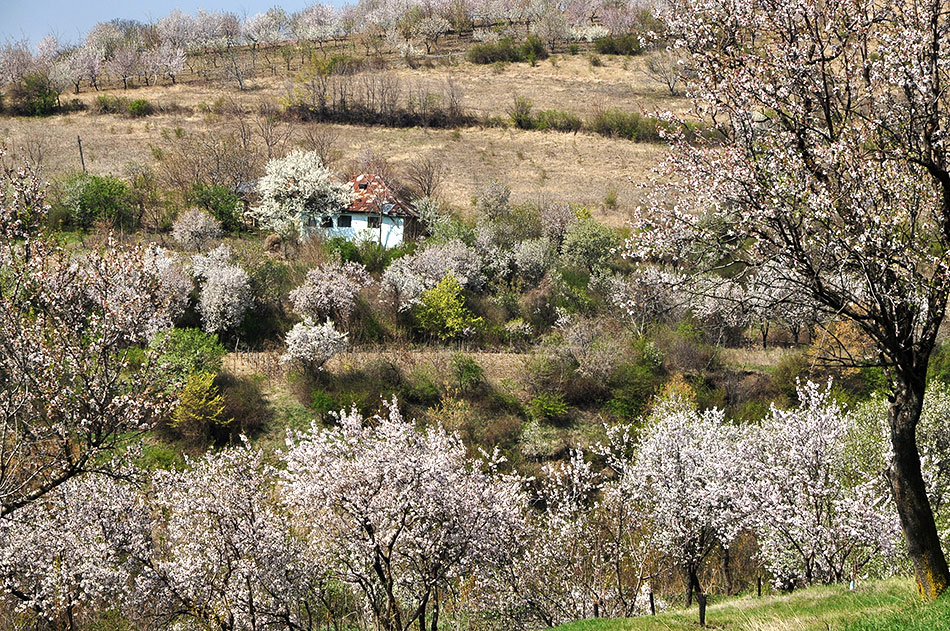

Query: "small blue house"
left=308, top=174, right=419, bottom=248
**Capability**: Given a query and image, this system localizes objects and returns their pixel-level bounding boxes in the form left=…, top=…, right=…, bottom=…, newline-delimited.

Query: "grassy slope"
left=554, top=579, right=950, bottom=631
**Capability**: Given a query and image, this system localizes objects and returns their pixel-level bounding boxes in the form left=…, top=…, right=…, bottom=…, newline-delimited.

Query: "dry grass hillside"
left=0, top=49, right=684, bottom=224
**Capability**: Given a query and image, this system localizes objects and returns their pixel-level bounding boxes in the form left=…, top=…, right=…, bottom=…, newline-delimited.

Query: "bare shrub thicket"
left=287, top=70, right=472, bottom=128
left=158, top=118, right=262, bottom=197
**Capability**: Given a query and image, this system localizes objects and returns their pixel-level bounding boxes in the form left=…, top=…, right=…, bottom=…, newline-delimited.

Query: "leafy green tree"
left=415, top=274, right=483, bottom=341
left=171, top=371, right=229, bottom=443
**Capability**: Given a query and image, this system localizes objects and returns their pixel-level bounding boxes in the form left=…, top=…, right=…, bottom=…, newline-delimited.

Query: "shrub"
left=310, top=389, right=338, bottom=416
left=188, top=182, right=244, bottom=232
left=57, top=173, right=138, bottom=230
left=127, top=99, right=153, bottom=117
left=588, top=54, right=604, bottom=67
left=7, top=72, right=58, bottom=116
left=170, top=371, right=229, bottom=444
left=593, top=35, right=642, bottom=56
left=509, top=96, right=534, bottom=129
left=526, top=391, right=569, bottom=423
left=568, top=43, right=580, bottom=55
left=92, top=94, right=128, bottom=114
left=588, top=109, right=662, bottom=142
left=242, top=257, right=294, bottom=344
left=521, top=35, right=549, bottom=62
left=533, top=109, right=582, bottom=133
left=508, top=97, right=582, bottom=133
left=152, top=328, right=226, bottom=381
left=772, top=350, right=811, bottom=401
left=467, top=36, right=548, bottom=64
left=172, top=208, right=222, bottom=251
left=415, top=274, right=484, bottom=341
left=451, top=353, right=484, bottom=392
left=560, top=218, right=621, bottom=271
left=468, top=37, right=524, bottom=64
left=218, top=373, right=270, bottom=435
left=605, top=344, right=667, bottom=421
left=406, top=368, right=442, bottom=406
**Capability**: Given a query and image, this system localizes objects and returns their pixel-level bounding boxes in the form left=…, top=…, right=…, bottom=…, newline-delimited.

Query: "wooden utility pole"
left=77, top=135, right=86, bottom=173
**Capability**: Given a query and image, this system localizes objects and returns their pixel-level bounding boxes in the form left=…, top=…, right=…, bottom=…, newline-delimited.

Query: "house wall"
left=306, top=213, right=406, bottom=248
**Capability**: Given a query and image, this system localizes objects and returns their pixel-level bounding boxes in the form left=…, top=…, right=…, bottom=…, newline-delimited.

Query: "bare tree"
left=256, top=100, right=293, bottom=159
left=405, top=154, right=446, bottom=199
left=300, top=124, right=340, bottom=166
left=642, top=47, right=684, bottom=97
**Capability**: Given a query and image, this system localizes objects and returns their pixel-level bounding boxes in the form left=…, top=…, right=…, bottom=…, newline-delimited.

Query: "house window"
left=368, top=215, right=381, bottom=228
left=337, top=215, right=352, bottom=228
left=321, top=216, right=333, bottom=228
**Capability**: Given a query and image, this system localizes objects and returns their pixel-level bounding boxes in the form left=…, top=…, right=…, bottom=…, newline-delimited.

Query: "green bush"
left=406, top=368, right=442, bottom=406
left=310, top=389, right=338, bottom=416
left=772, top=350, right=811, bottom=401
left=509, top=96, right=534, bottom=129
left=93, top=94, right=128, bottom=114
left=568, top=43, right=580, bottom=55
left=152, top=328, right=226, bottom=381
left=57, top=173, right=138, bottom=230
left=241, top=258, right=294, bottom=345
left=526, top=391, right=569, bottom=423
left=560, top=218, right=621, bottom=271
left=7, top=72, right=58, bottom=116
left=594, top=35, right=642, bottom=56
left=324, top=236, right=415, bottom=273
left=508, top=97, right=581, bottom=133
left=468, top=38, right=524, bottom=64
left=416, top=274, right=484, bottom=341
left=605, top=341, right=667, bottom=420
left=451, top=353, right=484, bottom=392
left=189, top=182, right=244, bottom=232
left=467, top=36, right=549, bottom=64
left=588, top=109, right=662, bottom=142
left=533, top=109, right=582, bottom=133
left=521, top=36, right=549, bottom=62
left=127, top=99, right=153, bottom=117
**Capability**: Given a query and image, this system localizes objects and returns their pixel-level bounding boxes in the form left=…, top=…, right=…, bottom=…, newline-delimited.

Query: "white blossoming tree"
left=281, top=403, right=525, bottom=631
left=252, top=150, right=353, bottom=238
left=289, top=260, right=372, bottom=323
left=624, top=394, right=745, bottom=610
left=0, top=155, right=176, bottom=517
left=147, top=442, right=326, bottom=631
left=626, top=0, right=950, bottom=596
left=280, top=319, right=348, bottom=372
left=172, top=208, right=222, bottom=252
left=740, top=383, right=900, bottom=589
left=191, top=245, right=251, bottom=334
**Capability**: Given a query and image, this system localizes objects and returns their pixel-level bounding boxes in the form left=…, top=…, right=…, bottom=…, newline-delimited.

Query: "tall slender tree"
left=627, top=0, right=950, bottom=598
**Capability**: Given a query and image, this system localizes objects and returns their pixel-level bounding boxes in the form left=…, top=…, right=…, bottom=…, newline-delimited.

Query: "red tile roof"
left=348, top=174, right=416, bottom=218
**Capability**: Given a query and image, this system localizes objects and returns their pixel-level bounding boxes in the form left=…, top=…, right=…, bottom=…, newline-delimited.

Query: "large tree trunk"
left=889, top=370, right=950, bottom=600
